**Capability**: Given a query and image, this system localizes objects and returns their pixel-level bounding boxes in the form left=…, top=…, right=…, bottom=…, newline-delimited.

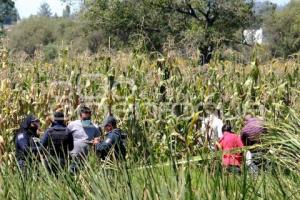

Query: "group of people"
left=15, top=106, right=126, bottom=175
left=202, top=108, right=265, bottom=174
left=14, top=102, right=264, bottom=175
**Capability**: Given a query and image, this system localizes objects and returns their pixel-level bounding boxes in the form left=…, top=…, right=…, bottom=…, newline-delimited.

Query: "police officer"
left=15, top=115, right=41, bottom=173
left=40, top=112, right=74, bottom=174
left=93, top=115, right=126, bottom=160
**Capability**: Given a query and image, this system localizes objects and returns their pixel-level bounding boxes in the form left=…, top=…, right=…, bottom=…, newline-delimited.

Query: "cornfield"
left=0, top=46, right=299, bottom=199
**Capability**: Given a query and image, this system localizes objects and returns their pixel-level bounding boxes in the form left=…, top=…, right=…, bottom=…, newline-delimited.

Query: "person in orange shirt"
left=216, top=124, right=244, bottom=174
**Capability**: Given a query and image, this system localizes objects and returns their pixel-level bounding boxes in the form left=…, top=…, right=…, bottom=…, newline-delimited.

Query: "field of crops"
left=0, top=49, right=299, bottom=199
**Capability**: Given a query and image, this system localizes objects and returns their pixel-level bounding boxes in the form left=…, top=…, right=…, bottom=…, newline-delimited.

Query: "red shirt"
left=219, top=132, right=244, bottom=167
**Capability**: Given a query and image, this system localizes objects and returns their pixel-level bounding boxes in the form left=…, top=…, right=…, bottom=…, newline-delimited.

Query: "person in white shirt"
left=67, top=106, right=101, bottom=159
left=201, top=106, right=223, bottom=149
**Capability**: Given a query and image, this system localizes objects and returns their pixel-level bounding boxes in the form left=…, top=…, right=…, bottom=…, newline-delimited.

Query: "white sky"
left=15, top=0, right=71, bottom=19
left=257, top=0, right=290, bottom=6
left=15, top=0, right=291, bottom=19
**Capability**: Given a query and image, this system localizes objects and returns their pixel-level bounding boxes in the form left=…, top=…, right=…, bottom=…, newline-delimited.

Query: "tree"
left=84, top=0, right=186, bottom=51
left=7, top=16, right=87, bottom=57
left=63, top=5, right=71, bottom=18
left=0, top=0, right=15, bottom=30
left=38, top=2, right=52, bottom=17
left=252, top=1, right=276, bottom=29
left=3, top=7, right=19, bottom=25
left=84, top=0, right=254, bottom=64
left=152, top=0, right=254, bottom=64
left=8, top=16, right=57, bottom=56
left=263, top=0, right=300, bottom=58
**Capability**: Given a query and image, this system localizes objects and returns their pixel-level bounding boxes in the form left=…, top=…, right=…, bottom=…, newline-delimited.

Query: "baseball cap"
left=102, top=115, right=117, bottom=127
left=54, top=112, right=65, bottom=121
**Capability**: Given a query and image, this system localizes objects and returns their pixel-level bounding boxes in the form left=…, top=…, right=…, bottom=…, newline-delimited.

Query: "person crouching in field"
left=216, top=124, right=244, bottom=174
left=241, top=114, right=266, bottom=173
left=241, top=114, right=265, bottom=146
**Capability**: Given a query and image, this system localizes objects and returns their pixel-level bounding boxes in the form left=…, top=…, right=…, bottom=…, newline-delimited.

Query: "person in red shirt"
left=216, top=124, right=244, bottom=174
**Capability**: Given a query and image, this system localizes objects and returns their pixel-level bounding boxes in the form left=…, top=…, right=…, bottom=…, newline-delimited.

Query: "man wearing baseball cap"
left=93, top=115, right=126, bottom=160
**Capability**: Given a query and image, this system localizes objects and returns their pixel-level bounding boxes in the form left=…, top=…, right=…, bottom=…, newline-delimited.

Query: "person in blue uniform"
left=15, top=115, right=41, bottom=174
left=93, top=115, right=126, bottom=160
left=40, top=112, right=74, bottom=174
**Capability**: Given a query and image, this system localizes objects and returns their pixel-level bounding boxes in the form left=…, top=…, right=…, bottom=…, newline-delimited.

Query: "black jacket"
left=15, top=115, right=40, bottom=161
left=95, top=128, right=126, bottom=160
left=40, top=122, right=74, bottom=158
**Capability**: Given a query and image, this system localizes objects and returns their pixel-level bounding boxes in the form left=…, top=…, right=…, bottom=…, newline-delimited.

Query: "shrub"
left=43, top=43, right=58, bottom=61
left=8, top=16, right=56, bottom=57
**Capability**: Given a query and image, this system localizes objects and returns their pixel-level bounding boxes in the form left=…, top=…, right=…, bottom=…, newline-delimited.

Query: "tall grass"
left=0, top=109, right=299, bottom=199
left=0, top=153, right=299, bottom=199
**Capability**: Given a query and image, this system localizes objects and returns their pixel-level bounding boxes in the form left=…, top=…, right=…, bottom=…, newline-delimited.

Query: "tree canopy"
left=5, top=0, right=300, bottom=61
left=84, top=0, right=254, bottom=64
left=263, top=0, right=300, bottom=58
left=0, top=0, right=16, bottom=29
left=38, top=2, right=52, bottom=17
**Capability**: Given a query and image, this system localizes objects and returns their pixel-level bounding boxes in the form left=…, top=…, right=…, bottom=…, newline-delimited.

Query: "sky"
left=15, top=0, right=74, bottom=19
left=257, top=0, right=290, bottom=6
left=15, top=0, right=291, bottom=19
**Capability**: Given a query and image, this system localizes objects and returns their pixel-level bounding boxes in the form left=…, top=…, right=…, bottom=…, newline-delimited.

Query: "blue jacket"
left=95, top=128, right=126, bottom=160
left=15, top=132, right=40, bottom=161
left=15, top=115, right=40, bottom=161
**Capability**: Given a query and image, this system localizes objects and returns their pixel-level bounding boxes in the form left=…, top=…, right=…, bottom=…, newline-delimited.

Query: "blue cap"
left=102, top=115, right=117, bottom=127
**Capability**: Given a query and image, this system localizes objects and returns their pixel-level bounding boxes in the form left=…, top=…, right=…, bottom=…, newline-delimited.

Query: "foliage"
left=7, top=16, right=56, bottom=56
left=1, top=39, right=300, bottom=199
left=2, top=7, right=18, bottom=25
left=62, top=5, right=71, bottom=18
left=263, top=0, right=300, bottom=58
left=0, top=156, right=300, bottom=199
left=0, top=0, right=16, bottom=32
left=38, top=2, right=52, bottom=18
left=263, top=109, right=300, bottom=171
left=0, top=47, right=299, bottom=162
left=6, top=0, right=300, bottom=62
left=43, top=43, right=59, bottom=61
left=7, top=16, right=88, bottom=56
left=84, top=0, right=254, bottom=64
left=84, top=0, right=170, bottom=51
left=1, top=1, right=299, bottom=198
left=252, top=0, right=276, bottom=29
